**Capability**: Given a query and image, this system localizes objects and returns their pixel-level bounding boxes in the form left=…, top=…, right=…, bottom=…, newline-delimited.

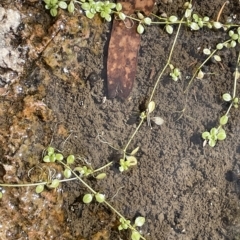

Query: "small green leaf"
left=190, top=22, right=199, bottom=30
left=126, top=156, right=137, bottom=166
left=151, top=116, right=164, bottom=125
left=233, top=97, right=239, bottom=104
left=118, top=218, right=130, bottom=230
left=119, top=12, right=126, bottom=21
left=50, top=8, right=58, bottom=17
left=130, top=146, right=140, bottom=156
left=209, top=139, right=216, bottom=147
left=131, top=231, right=141, bottom=240
left=95, top=193, right=105, bottom=203
left=67, top=155, right=75, bottom=164
left=210, top=128, right=218, bottom=136
left=220, top=115, right=228, bottom=125
left=81, top=2, right=90, bottom=10
left=192, top=13, right=199, bottom=21
left=83, top=193, right=93, bottom=204
left=134, top=216, right=145, bottom=227
left=217, top=129, right=226, bottom=140
left=185, top=8, right=192, bottom=18
left=64, top=169, right=72, bottom=178
left=213, top=22, right=222, bottom=29
left=50, top=154, right=56, bottom=162
left=68, top=1, right=75, bottom=13
left=231, top=34, right=239, bottom=40
left=51, top=0, right=58, bottom=5
left=137, top=12, right=144, bottom=20
left=59, top=1, right=67, bottom=9
left=203, top=48, right=211, bottom=55
left=203, top=16, right=209, bottom=22
left=202, top=131, right=210, bottom=140
left=0, top=192, right=2, bottom=198
left=169, top=15, right=178, bottom=22
left=169, top=64, right=174, bottom=70
left=96, top=173, right=107, bottom=179
left=43, top=155, right=50, bottom=162
left=44, top=0, right=50, bottom=5
left=86, top=11, right=95, bottom=19
left=105, top=14, right=112, bottom=22
left=174, top=68, right=180, bottom=76
left=222, top=93, right=232, bottom=102
left=116, top=3, right=122, bottom=11
left=119, top=166, right=125, bottom=172
left=119, top=159, right=129, bottom=172
left=229, top=30, right=234, bottom=37
left=213, top=55, right=221, bottom=62
left=231, top=40, right=237, bottom=48
left=224, top=42, right=231, bottom=48
left=118, top=225, right=123, bottom=230
left=197, top=69, right=204, bottom=79
left=207, top=22, right=212, bottom=29
left=48, top=179, right=60, bottom=189
left=216, top=43, right=223, bottom=50
left=74, top=166, right=84, bottom=174
left=143, top=17, right=152, bottom=25
left=166, top=25, right=173, bottom=34
left=108, top=3, right=116, bottom=9
left=148, top=101, right=155, bottom=113
left=36, top=185, right=44, bottom=194
left=47, top=147, right=55, bottom=155
left=56, top=153, right=63, bottom=161
left=137, top=24, right=144, bottom=34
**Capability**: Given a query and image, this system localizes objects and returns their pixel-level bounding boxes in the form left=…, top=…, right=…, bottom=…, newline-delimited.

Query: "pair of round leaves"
left=83, top=193, right=105, bottom=204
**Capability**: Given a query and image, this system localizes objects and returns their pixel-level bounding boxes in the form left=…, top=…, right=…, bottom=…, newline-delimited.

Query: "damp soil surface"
left=1, top=0, right=240, bottom=239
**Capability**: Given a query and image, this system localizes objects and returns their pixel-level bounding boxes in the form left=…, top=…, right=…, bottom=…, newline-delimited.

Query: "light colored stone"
left=0, top=7, right=24, bottom=85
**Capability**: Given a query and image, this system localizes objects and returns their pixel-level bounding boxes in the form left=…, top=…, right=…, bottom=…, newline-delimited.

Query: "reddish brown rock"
left=107, top=0, right=155, bottom=99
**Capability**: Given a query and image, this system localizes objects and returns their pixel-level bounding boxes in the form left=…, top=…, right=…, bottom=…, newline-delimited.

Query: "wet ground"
left=1, top=0, right=240, bottom=239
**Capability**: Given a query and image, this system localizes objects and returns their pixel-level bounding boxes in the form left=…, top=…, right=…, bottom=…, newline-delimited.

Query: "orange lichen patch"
left=135, top=0, right=155, bottom=15
left=0, top=87, right=8, bottom=96
left=26, top=15, right=66, bottom=60
left=0, top=187, right=72, bottom=240
left=2, top=163, right=19, bottom=183
left=107, top=0, right=155, bottom=99
left=91, top=229, right=110, bottom=240
left=22, top=95, right=52, bottom=121
left=27, top=162, right=64, bottom=183
left=57, top=124, right=69, bottom=138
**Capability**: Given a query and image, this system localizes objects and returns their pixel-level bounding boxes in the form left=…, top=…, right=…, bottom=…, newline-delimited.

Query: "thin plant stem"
left=93, top=161, right=113, bottom=173
left=58, top=160, right=146, bottom=239
left=0, top=177, right=78, bottom=187
left=149, top=17, right=183, bottom=103
left=216, top=52, right=240, bottom=131
left=122, top=17, right=183, bottom=156
left=184, top=39, right=231, bottom=94
left=123, top=116, right=145, bottom=156
left=59, top=160, right=97, bottom=193
left=232, top=52, right=240, bottom=98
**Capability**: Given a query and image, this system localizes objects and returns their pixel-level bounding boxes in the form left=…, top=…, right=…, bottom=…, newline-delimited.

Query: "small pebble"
left=87, top=72, right=98, bottom=86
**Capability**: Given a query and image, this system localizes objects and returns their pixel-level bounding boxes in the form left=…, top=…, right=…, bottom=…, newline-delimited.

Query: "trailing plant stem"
left=123, top=116, right=145, bottom=157
left=217, top=51, right=240, bottom=131
left=184, top=39, right=232, bottom=93
left=149, top=17, right=183, bottom=103
left=0, top=177, right=78, bottom=187
left=93, top=161, right=113, bottom=173
left=57, top=160, right=146, bottom=239
left=232, top=52, right=240, bottom=98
